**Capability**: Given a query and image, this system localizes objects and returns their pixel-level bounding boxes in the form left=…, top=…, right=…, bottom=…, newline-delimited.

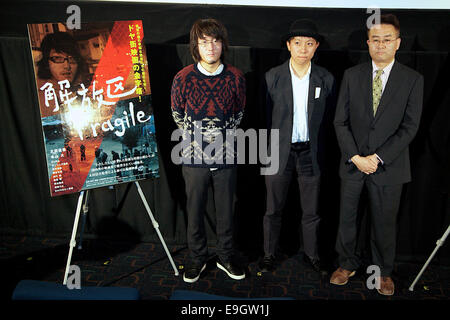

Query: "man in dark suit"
left=331, top=14, right=423, bottom=296
left=259, top=19, right=335, bottom=274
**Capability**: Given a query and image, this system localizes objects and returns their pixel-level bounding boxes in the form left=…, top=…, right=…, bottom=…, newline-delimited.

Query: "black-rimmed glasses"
left=49, top=56, right=78, bottom=64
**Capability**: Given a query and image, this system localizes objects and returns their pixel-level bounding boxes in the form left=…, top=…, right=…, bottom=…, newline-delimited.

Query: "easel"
left=409, top=224, right=450, bottom=291
left=62, top=181, right=179, bottom=285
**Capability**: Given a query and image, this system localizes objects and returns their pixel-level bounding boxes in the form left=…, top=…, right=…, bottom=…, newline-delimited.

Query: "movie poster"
left=27, top=21, right=159, bottom=197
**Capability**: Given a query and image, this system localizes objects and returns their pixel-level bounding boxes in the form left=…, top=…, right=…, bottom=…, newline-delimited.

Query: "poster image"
left=27, top=20, right=159, bottom=197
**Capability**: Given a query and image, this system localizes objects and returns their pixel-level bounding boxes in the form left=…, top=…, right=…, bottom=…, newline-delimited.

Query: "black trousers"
left=335, top=178, right=403, bottom=276
left=182, top=166, right=237, bottom=265
left=263, top=143, right=321, bottom=259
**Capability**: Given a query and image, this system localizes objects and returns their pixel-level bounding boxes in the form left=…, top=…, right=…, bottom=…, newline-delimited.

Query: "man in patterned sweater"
left=171, top=18, right=246, bottom=283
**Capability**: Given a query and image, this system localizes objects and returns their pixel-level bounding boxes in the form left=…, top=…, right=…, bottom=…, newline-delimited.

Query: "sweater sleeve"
left=234, top=71, right=246, bottom=127
left=170, top=72, right=185, bottom=130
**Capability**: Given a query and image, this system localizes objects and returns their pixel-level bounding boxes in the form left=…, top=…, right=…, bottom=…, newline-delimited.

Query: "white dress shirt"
left=289, top=60, right=311, bottom=143
left=197, top=62, right=224, bottom=76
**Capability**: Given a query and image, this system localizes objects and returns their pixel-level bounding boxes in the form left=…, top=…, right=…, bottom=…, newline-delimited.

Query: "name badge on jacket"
left=315, top=87, right=321, bottom=99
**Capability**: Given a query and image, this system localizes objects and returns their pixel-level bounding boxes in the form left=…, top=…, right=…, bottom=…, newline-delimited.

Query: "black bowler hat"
left=283, top=19, right=322, bottom=43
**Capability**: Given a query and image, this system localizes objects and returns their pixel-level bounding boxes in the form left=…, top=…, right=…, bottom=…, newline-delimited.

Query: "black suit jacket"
left=265, top=60, right=335, bottom=175
left=334, top=61, right=424, bottom=185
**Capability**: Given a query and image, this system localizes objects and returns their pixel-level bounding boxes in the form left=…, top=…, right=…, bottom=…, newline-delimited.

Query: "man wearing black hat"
left=259, top=19, right=335, bottom=274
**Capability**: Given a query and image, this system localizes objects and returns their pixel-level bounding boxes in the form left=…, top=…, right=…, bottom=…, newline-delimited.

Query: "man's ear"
left=396, top=37, right=401, bottom=50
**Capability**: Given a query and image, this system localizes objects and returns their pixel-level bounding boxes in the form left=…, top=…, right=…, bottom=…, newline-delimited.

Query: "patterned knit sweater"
left=171, top=63, right=246, bottom=167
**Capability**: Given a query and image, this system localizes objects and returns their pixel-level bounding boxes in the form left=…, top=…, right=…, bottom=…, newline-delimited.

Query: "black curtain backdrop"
left=0, top=1, right=449, bottom=265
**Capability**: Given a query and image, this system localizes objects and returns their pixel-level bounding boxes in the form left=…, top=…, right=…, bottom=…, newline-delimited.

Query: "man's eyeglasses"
left=49, top=56, right=78, bottom=64
left=198, top=39, right=222, bottom=47
left=370, top=38, right=398, bottom=46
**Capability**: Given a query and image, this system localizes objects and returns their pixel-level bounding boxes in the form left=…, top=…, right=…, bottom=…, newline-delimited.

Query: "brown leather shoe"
left=377, top=276, right=395, bottom=296
left=330, top=267, right=356, bottom=285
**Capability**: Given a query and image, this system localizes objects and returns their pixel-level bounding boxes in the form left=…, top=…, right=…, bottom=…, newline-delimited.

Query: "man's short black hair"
left=367, top=14, right=401, bottom=38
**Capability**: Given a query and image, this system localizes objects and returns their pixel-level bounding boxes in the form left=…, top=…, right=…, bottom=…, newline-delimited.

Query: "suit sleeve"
left=264, top=72, right=274, bottom=131
left=170, top=72, right=185, bottom=130
left=334, top=70, right=359, bottom=161
left=323, top=74, right=337, bottom=129
left=375, top=74, right=424, bottom=165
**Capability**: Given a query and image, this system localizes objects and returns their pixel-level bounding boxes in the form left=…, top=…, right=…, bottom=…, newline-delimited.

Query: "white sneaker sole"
left=183, top=264, right=206, bottom=283
left=216, top=262, right=245, bottom=280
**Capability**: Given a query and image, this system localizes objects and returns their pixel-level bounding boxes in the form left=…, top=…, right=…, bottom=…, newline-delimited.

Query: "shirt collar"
left=372, top=59, right=395, bottom=75
left=289, top=59, right=311, bottom=80
left=197, top=62, right=224, bottom=76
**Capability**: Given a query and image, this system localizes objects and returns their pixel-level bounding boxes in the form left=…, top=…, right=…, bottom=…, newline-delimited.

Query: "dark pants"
left=182, top=166, right=237, bottom=265
left=263, top=143, right=321, bottom=259
left=335, top=178, right=403, bottom=276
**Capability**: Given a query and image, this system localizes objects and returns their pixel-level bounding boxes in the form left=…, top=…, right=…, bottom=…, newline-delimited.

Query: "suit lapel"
left=360, top=62, right=374, bottom=119
left=281, top=60, right=294, bottom=130
left=308, top=64, right=320, bottom=123
left=373, top=61, right=401, bottom=123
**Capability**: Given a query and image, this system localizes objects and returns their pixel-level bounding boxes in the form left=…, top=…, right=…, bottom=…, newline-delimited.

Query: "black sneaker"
left=258, top=255, right=275, bottom=273
left=183, top=262, right=206, bottom=283
left=216, top=258, right=245, bottom=280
